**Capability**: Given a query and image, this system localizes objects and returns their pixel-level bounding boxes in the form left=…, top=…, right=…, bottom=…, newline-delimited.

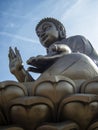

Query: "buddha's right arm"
left=8, top=47, right=34, bottom=82
left=12, top=67, right=34, bottom=82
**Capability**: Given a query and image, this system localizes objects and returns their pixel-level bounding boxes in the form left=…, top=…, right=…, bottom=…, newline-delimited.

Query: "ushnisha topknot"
left=35, top=17, right=66, bottom=38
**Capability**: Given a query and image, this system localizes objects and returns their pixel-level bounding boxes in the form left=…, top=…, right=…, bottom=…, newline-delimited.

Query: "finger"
left=26, top=57, right=35, bottom=64
left=27, top=67, right=42, bottom=73
left=8, top=47, right=16, bottom=59
left=52, top=44, right=58, bottom=51
left=15, top=47, right=22, bottom=63
left=8, top=47, right=11, bottom=59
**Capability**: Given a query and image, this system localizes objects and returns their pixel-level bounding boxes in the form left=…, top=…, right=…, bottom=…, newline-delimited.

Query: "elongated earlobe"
left=60, top=31, right=65, bottom=38
left=59, top=25, right=66, bottom=38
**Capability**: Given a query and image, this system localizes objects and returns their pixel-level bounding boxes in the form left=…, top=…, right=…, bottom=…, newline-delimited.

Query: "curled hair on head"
left=36, top=17, right=66, bottom=38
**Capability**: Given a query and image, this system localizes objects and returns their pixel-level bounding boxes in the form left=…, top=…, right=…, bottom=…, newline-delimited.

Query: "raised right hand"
left=8, top=47, right=23, bottom=74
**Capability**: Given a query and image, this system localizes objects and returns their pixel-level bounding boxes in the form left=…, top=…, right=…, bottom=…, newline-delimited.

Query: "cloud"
left=61, top=0, right=98, bottom=23
left=0, top=10, right=26, bottom=19
left=0, top=31, right=39, bottom=43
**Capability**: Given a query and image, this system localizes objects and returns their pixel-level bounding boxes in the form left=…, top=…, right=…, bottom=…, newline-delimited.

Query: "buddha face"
left=36, top=21, right=59, bottom=48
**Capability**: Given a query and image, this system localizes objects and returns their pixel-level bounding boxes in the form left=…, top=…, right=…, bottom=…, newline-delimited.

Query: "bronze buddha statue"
left=0, top=17, right=98, bottom=130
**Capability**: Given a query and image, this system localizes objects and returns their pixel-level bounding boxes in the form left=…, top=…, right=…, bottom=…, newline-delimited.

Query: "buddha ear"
left=58, top=25, right=66, bottom=38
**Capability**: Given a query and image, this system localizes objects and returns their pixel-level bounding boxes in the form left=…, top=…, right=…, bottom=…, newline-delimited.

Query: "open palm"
left=8, top=47, right=23, bottom=74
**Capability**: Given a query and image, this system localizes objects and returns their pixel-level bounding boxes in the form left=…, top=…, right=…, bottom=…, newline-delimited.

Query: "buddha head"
left=36, top=17, right=66, bottom=48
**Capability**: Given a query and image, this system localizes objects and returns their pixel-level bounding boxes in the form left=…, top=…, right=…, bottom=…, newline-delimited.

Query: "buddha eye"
left=42, top=24, right=51, bottom=31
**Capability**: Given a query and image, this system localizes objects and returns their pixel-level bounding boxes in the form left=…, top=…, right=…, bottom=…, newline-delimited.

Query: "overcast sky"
left=0, top=0, right=98, bottom=81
